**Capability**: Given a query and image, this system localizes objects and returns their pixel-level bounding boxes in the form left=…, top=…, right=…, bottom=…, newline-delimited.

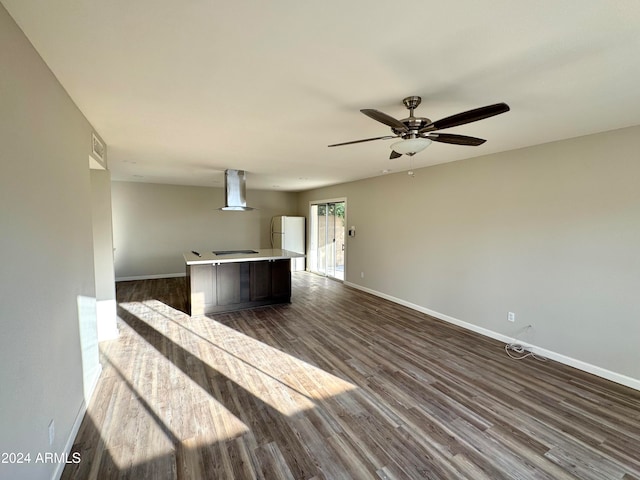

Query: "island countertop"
left=184, top=248, right=305, bottom=265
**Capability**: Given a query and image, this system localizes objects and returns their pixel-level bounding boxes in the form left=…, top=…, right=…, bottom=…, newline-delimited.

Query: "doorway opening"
left=309, top=199, right=346, bottom=281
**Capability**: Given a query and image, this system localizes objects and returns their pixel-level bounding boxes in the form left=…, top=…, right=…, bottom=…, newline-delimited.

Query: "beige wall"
left=91, top=169, right=118, bottom=341
left=297, top=125, right=640, bottom=385
left=91, top=170, right=116, bottom=302
left=0, top=4, right=101, bottom=479
left=111, top=181, right=299, bottom=279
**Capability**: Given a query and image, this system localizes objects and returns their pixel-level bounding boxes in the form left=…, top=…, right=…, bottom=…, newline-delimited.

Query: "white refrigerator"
left=271, top=216, right=305, bottom=271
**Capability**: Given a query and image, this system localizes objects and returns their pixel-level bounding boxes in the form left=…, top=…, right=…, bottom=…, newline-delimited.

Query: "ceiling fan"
left=328, top=96, right=510, bottom=159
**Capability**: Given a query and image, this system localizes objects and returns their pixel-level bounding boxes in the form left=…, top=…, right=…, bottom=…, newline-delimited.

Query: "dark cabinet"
left=249, top=259, right=291, bottom=301
left=271, top=259, right=291, bottom=299
left=187, top=258, right=292, bottom=316
left=217, top=262, right=250, bottom=305
left=250, top=261, right=272, bottom=301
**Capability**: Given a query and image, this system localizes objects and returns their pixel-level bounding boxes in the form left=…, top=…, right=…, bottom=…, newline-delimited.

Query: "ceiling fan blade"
left=328, top=135, right=397, bottom=147
left=420, top=103, right=510, bottom=132
left=390, top=151, right=402, bottom=159
left=425, top=133, right=487, bottom=146
left=361, top=109, right=408, bottom=131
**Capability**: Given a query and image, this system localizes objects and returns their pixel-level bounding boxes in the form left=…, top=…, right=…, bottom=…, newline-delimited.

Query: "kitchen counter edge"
left=184, top=249, right=305, bottom=265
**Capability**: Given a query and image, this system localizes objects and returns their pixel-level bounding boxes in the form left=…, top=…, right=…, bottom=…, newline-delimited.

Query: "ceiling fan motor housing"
left=393, top=96, right=431, bottom=138
left=393, top=117, right=432, bottom=137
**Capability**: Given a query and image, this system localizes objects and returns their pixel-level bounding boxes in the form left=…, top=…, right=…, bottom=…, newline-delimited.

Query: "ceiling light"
left=390, top=137, right=432, bottom=155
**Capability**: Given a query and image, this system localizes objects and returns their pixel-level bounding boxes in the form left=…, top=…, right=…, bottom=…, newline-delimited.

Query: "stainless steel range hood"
left=219, top=169, right=255, bottom=211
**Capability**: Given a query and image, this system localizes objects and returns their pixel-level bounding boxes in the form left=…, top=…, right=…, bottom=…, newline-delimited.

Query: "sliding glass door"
left=310, top=200, right=345, bottom=280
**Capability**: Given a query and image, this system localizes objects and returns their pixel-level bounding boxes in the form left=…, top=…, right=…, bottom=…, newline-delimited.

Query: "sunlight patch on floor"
left=119, top=300, right=357, bottom=417
left=94, top=314, right=249, bottom=470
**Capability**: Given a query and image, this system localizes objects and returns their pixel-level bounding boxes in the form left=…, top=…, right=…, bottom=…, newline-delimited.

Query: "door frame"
left=308, top=197, right=347, bottom=281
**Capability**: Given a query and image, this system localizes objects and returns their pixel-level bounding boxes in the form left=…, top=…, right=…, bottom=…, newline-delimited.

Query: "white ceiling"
left=4, top=1, right=640, bottom=191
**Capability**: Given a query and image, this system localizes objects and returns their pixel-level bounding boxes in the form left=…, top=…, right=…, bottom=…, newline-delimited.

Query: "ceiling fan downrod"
left=403, top=96, right=422, bottom=117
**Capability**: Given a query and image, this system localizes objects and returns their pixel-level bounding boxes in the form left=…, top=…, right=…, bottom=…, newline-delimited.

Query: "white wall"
left=0, top=4, right=102, bottom=479
left=297, top=125, right=640, bottom=388
left=111, top=181, right=299, bottom=279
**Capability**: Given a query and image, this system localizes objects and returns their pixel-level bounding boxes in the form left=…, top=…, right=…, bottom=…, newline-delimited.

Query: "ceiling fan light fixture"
left=390, top=137, right=432, bottom=155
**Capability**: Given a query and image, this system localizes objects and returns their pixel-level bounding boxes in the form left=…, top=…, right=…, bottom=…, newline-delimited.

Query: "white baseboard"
left=519, top=344, right=640, bottom=391
left=115, top=272, right=185, bottom=282
left=85, top=363, right=103, bottom=405
left=51, top=363, right=102, bottom=480
left=344, top=281, right=640, bottom=392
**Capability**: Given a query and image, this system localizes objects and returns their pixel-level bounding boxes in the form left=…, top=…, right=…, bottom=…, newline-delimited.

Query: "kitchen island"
left=184, top=249, right=305, bottom=316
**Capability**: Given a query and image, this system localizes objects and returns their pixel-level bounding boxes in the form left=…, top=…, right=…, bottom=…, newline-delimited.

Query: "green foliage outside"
left=317, top=202, right=345, bottom=218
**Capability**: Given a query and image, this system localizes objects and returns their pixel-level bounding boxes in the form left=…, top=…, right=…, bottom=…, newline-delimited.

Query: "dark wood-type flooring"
left=63, top=273, right=640, bottom=479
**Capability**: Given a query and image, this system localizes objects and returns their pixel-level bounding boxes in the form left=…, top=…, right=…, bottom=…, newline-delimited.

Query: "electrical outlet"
left=360, top=272, right=364, bottom=278
left=48, top=419, right=55, bottom=446
left=507, top=312, right=515, bottom=322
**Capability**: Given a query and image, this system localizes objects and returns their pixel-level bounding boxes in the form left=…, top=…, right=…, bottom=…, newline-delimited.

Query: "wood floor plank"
left=62, top=273, right=640, bottom=479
